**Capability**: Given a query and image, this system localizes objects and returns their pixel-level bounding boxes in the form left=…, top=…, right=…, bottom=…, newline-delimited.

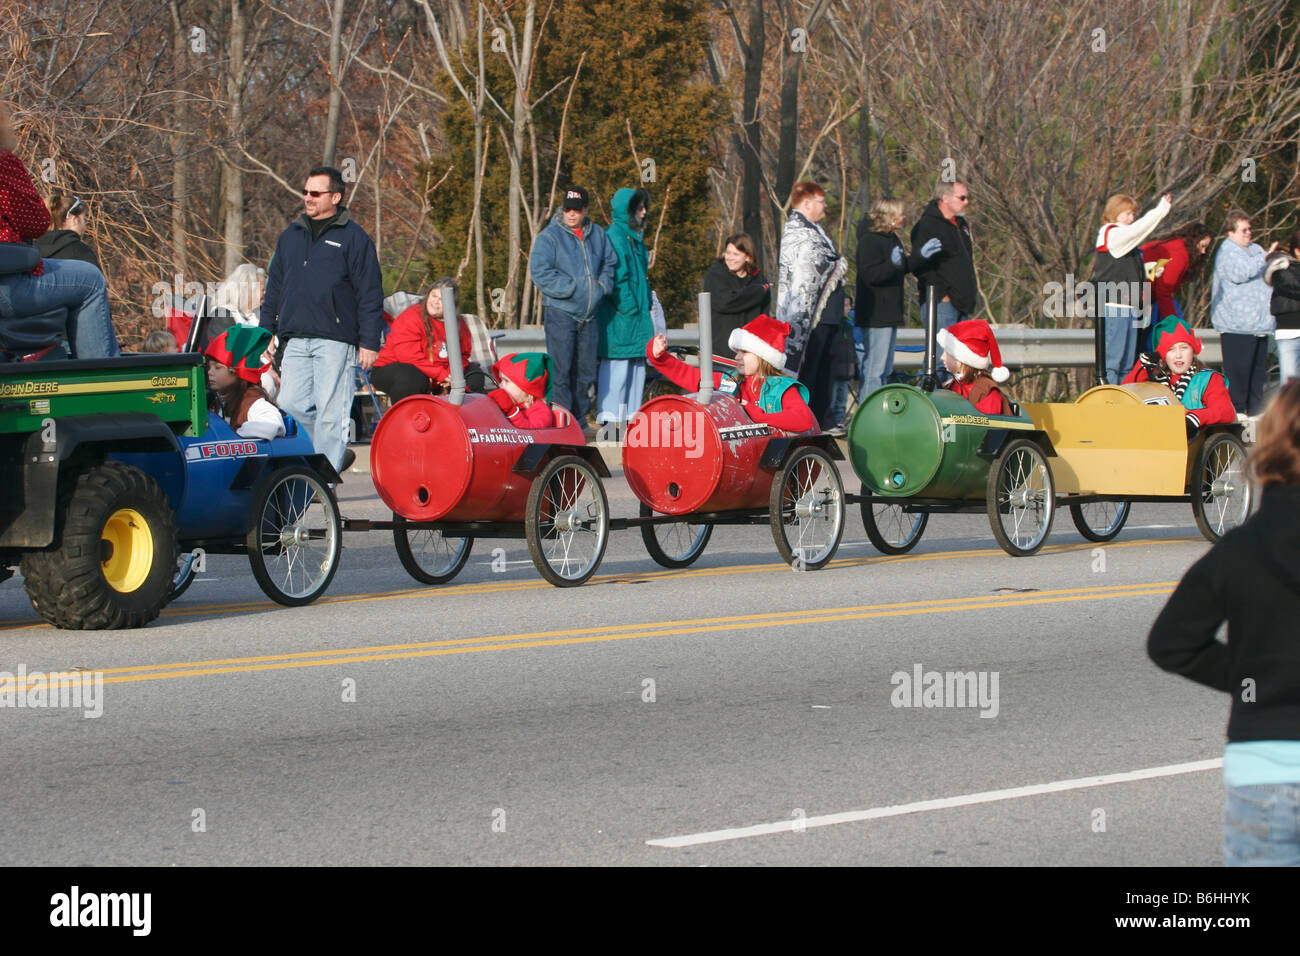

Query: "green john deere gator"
left=0, top=353, right=206, bottom=629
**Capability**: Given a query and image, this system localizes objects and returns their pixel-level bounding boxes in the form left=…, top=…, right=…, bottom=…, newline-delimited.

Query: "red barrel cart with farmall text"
left=363, top=289, right=611, bottom=587
left=620, top=294, right=847, bottom=571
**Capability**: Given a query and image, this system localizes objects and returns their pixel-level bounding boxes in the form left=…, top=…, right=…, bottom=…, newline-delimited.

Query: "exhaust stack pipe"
left=442, top=286, right=466, bottom=407
left=697, top=292, right=714, bottom=404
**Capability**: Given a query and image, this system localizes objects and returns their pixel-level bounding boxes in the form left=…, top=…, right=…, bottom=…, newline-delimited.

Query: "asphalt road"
left=0, top=463, right=1232, bottom=866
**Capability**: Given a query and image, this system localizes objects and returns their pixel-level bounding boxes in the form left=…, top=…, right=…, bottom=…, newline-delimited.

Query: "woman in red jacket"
left=1141, top=221, right=1213, bottom=322
left=369, top=277, right=475, bottom=403
left=0, top=102, right=119, bottom=358
left=646, top=314, right=817, bottom=433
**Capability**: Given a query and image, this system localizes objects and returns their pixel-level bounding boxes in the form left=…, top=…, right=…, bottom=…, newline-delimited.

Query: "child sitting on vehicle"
left=646, top=314, right=817, bottom=433
left=204, top=326, right=286, bottom=441
left=1123, top=315, right=1236, bottom=437
left=937, top=319, right=1014, bottom=415
left=487, top=352, right=556, bottom=429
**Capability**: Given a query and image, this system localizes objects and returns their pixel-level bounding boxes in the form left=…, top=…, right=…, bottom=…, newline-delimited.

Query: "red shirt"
left=1141, top=238, right=1191, bottom=319
left=646, top=343, right=817, bottom=433
left=1122, top=360, right=1236, bottom=426
left=373, top=303, right=472, bottom=383
left=946, top=376, right=1007, bottom=415
left=0, top=152, right=52, bottom=275
left=487, top=387, right=556, bottom=428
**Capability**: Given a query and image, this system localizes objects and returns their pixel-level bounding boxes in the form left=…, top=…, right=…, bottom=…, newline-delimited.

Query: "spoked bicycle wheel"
left=525, top=455, right=609, bottom=586
left=986, top=439, right=1055, bottom=556
left=1068, top=499, right=1130, bottom=542
left=638, top=502, right=712, bottom=568
left=393, top=515, right=474, bottom=584
left=246, top=466, right=342, bottom=606
left=1191, top=432, right=1251, bottom=542
left=769, top=446, right=845, bottom=570
left=859, top=484, right=928, bottom=555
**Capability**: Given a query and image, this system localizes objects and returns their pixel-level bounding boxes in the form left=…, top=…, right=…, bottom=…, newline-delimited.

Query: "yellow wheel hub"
left=101, top=508, right=153, bottom=593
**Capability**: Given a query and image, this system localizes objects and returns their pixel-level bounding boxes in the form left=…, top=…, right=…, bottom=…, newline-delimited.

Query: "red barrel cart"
left=361, top=291, right=611, bottom=587
left=619, top=296, right=846, bottom=570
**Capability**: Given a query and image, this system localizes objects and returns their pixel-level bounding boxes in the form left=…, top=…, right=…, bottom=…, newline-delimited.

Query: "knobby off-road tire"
left=21, top=461, right=178, bottom=629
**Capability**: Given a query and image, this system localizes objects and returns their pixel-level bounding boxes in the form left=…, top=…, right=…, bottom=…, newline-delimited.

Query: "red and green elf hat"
left=492, top=352, right=551, bottom=402
left=205, top=325, right=273, bottom=384
left=1150, top=315, right=1202, bottom=359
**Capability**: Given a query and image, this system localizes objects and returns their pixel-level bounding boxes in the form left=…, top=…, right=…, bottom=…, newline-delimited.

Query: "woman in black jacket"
left=1263, top=227, right=1300, bottom=386
left=854, top=198, right=939, bottom=394
left=702, top=232, right=770, bottom=358
left=1148, top=381, right=1300, bottom=865
left=36, top=192, right=100, bottom=268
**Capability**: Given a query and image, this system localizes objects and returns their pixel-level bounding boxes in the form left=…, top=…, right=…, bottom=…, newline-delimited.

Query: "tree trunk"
left=169, top=0, right=188, bottom=278
left=740, top=0, right=765, bottom=270
left=322, top=0, right=345, bottom=165
left=221, top=0, right=246, bottom=275
left=506, top=0, right=537, bottom=329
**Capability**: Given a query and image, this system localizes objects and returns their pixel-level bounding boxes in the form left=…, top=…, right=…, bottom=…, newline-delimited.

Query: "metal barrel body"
left=370, top=393, right=584, bottom=522
left=847, top=384, right=994, bottom=499
left=622, top=393, right=775, bottom=515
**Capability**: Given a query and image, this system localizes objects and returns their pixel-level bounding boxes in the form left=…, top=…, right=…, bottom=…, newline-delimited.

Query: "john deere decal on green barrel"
left=849, top=384, right=1039, bottom=498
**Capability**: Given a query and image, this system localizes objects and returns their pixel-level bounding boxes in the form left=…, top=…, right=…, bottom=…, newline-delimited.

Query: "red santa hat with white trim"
left=728, top=314, right=791, bottom=371
left=937, top=319, right=1010, bottom=383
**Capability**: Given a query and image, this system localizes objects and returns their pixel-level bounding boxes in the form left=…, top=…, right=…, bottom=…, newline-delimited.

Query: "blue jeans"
left=596, top=358, right=646, bottom=423
left=1103, top=303, right=1141, bottom=384
left=859, top=325, right=898, bottom=395
left=1224, top=783, right=1300, bottom=866
left=544, top=309, right=598, bottom=422
left=934, top=301, right=966, bottom=383
left=278, top=337, right=356, bottom=471
left=1276, top=336, right=1300, bottom=385
left=0, top=258, right=120, bottom=358
left=828, top=379, right=850, bottom=426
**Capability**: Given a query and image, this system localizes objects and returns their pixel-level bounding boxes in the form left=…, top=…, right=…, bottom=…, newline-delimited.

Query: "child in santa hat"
left=936, top=319, right=1014, bottom=416
left=487, top=352, right=556, bottom=429
left=1123, top=315, right=1236, bottom=437
left=204, top=326, right=286, bottom=441
left=646, top=314, right=817, bottom=433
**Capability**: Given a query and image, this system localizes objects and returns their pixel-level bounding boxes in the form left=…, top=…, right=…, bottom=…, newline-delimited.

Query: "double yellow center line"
left=8, top=581, right=1174, bottom=689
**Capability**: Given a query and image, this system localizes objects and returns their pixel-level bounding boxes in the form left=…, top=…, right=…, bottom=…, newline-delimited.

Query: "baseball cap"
left=561, top=186, right=589, bottom=211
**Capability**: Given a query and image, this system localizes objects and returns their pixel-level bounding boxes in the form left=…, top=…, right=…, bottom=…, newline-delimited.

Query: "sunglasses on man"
left=303, top=189, right=338, bottom=198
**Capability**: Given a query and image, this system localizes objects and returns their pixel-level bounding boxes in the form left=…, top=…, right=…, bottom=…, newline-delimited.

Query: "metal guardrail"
left=486, top=324, right=1229, bottom=369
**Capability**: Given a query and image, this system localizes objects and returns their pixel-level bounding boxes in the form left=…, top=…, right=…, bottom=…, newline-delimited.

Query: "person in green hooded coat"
left=595, top=187, right=654, bottom=435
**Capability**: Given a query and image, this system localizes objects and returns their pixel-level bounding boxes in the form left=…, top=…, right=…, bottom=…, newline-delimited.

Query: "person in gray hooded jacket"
left=529, top=185, right=617, bottom=429
left=1210, top=209, right=1278, bottom=416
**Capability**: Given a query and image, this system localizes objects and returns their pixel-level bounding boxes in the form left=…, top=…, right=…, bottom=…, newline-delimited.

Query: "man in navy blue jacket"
left=260, top=165, right=383, bottom=471
left=529, top=186, right=617, bottom=433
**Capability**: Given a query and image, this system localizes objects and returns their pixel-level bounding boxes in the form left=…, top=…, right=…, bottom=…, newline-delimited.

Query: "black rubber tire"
left=525, top=455, right=609, bottom=587
left=769, top=446, right=845, bottom=570
left=638, top=501, right=712, bottom=568
left=393, top=515, right=474, bottom=585
left=986, top=438, right=1056, bottom=557
left=20, top=460, right=178, bottom=629
left=165, top=549, right=200, bottom=605
left=1191, top=432, right=1251, bottom=542
left=859, top=484, right=928, bottom=555
left=1068, top=500, right=1131, bottom=542
left=246, top=466, right=342, bottom=606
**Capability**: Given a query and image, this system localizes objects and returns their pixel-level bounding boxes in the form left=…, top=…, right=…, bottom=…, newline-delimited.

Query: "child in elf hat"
left=487, top=352, right=556, bottom=429
left=646, top=314, right=817, bottom=433
left=1123, top=315, right=1236, bottom=437
left=204, top=326, right=285, bottom=441
left=936, top=319, right=1014, bottom=416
